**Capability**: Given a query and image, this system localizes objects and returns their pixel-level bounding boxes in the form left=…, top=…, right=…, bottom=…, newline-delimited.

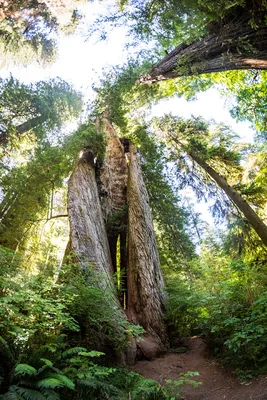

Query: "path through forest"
left=132, top=337, right=267, bottom=399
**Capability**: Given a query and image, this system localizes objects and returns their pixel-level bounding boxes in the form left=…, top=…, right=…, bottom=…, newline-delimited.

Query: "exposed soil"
left=132, top=337, right=267, bottom=400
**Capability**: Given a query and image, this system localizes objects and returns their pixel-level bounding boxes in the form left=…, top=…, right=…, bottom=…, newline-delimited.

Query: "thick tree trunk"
left=67, top=118, right=168, bottom=361
left=140, top=13, right=267, bottom=83
left=127, top=143, right=168, bottom=358
left=67, top=149, right=113, bottom=287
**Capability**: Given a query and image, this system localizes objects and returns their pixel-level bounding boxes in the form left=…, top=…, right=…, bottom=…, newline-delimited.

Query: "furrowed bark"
left=67, top=148, right=130, bottom=366
left=67, top=149, right=113, bottom=287
left=127, top=143, right=168, bottom=358
left=97, top=117, right=128, bottom=281
left=98, top=117, right=128, bottom=220
left=140, top=13, right=267, bottom=83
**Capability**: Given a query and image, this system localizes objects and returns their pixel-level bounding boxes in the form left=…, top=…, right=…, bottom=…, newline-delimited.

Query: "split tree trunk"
left=67, top=149, right=113, bottom=288
left=140, top=12, right=267, bottom=83
left=67, top=118, right=168, bottom=361
left=127, top=143, right=168, bottom=358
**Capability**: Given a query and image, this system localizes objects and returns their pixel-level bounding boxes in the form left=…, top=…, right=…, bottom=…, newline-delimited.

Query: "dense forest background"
left=1, top=1, right=267, bottom=399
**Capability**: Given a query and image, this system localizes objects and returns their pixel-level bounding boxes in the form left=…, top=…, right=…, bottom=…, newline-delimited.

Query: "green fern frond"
left=47, top=374, right=75, bottom=390
left=0, top=390, right=24, bottom=399
left=36, top=374, right=75, bottom=390
left=39, top=389, right=60, bottom=400
left=77, top=378, right=123, bottom=398
left=7, top=385, right=46, bottom=400
left=78, top=350, right=104, bottom=357
left=36, top=378, right=64, bottom=390
left=61, top=347, right=87, bottom=358
left=40, top=359, right=53, bottom=368
left=14, top=365, right=37, bottom=377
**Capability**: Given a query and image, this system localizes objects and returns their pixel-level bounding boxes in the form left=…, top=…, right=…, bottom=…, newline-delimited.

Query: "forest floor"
left=132, top=337, right=267, bottom=399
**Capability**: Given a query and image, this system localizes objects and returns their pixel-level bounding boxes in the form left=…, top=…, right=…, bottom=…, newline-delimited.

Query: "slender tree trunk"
left=189, top=152, right=267, bottom=247
left=140, top=13, right=267, bottom=83
left=0, top=115, right=45, bottom=145
left=127, top=143, right=168, bottom=358
left=171, top=134, right=267, bottom=246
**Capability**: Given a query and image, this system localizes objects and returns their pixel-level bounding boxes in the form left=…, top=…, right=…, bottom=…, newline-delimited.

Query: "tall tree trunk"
left=67, top=118, right=168, bottom=361
left=66, top=145, right=129, bottom=366
left=189, top=152, right=267, bottom=247
left=140, top=12, right=267, bottom=83
left=67, top=149, right=113, bottom=287
left=171, top=134, right=267, bottom=246
left=127, top=143, right=168, bottom=358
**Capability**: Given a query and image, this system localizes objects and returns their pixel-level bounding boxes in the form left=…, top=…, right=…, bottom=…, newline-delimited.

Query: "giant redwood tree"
left=141, top=4, right=267, bottom=83
left=111, top=0, right=267, bottom=83
left=67, top=117, right=168, bottom=360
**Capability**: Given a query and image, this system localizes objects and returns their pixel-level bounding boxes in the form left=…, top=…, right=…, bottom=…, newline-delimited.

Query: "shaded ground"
left=132, top=337, right=267, bottom=399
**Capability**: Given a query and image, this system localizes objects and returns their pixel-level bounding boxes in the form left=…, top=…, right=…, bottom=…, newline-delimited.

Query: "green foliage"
left=0, top=268, right=79, bottom=350
left=210, top=70, right=267, bottom=139
left=0, top=334, right=200, bottom=399
left=125, top=123, right=195, bottom=271
left=92, top=59, right=158, bottom=129
left=96, top=0, right=259, bottom=52
left=0, top=0, right=85, bottom=67
left=165, top=279, right=202, bottom=340
left=102, top=368, right=201, bottom=399
left=59, top=262, right=143, bottom=352
left=0, top=76, right=83, bottom=146
left=14, top=364, right=37, bottom=377
left=189, top=235, right=267, bottom=375
left=0, top=120, right=100, bottom=259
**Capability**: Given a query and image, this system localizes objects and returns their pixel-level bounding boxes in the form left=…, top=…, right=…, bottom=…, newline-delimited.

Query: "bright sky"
left=3, top=1, right=256, bottom=230
left=3, top=1, right=255, bottom=143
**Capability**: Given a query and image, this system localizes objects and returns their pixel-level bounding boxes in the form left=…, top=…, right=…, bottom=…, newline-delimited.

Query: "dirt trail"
left=132, top=337, right=267, bottom=400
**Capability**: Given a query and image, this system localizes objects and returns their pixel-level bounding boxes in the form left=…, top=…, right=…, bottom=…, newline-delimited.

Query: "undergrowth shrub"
left=59, top=260, right=144, bottom=355
left=197, top=260, right=267, bottom=376
left=0, top=335, right=201, bottom=400
left=165, top=279, right=202, bottom=343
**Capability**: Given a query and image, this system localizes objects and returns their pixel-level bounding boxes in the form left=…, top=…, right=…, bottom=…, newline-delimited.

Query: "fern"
left=6, top=385, right=46, bottom=400
left=77, top=351, right=104, bottom=358
left=14, top=365, right=37, bottom=377
left=40, top=360, right=53, bottom=368
left=61, top=347, right=87, bottom=359
left=39, top=389, right=59, bottom=400
left=46, top=374, right=75, bottom=390
left=36, top=374, right=74, bottom=390
left=77, top=378, right=123, bottom=399
left=36, top=378, right=65, bottom=390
